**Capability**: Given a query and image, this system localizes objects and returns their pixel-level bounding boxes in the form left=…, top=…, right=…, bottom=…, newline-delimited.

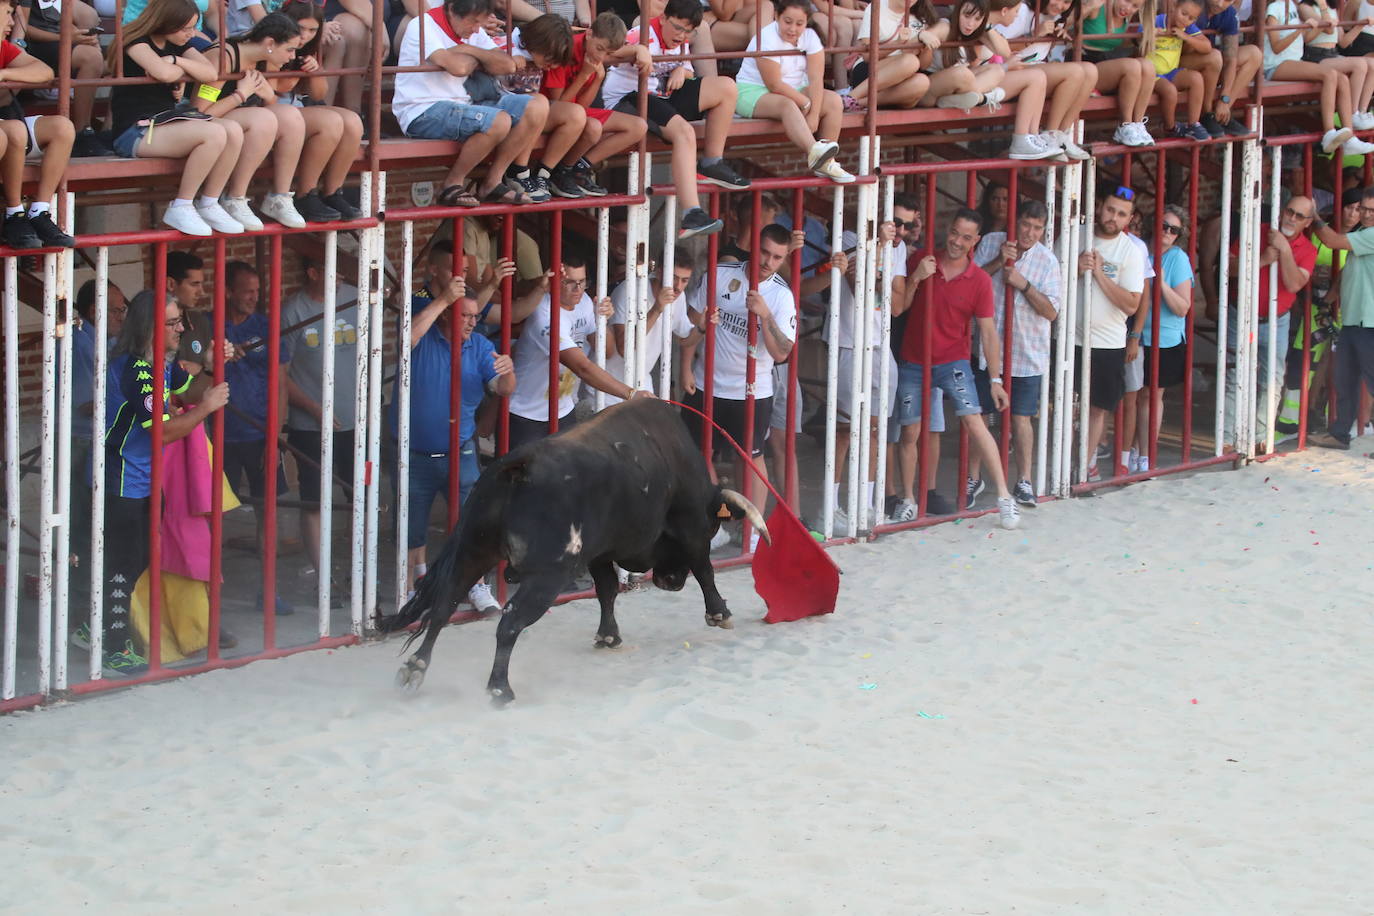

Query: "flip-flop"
left=437, top=183, right=480, bottom=207
left=481, top=182, right=532, bottom=205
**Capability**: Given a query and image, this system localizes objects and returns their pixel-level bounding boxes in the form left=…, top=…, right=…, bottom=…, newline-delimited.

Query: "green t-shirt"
left=1338, top=227, right=1374, bottom=327
left=1084, top=2, right=1129, bottom=51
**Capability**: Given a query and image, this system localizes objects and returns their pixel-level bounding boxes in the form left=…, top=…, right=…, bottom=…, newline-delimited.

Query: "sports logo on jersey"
left=144, top=394, right=155, bottom=414
left=191, top=340, right=203, bottom=354
left=728, top=278, right=742, bottom=293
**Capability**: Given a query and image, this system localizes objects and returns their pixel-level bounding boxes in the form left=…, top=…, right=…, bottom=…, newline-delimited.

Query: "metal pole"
left=88, top=248, right=109, bottom=679
left=857, top=137, right=881, bottom=533
left=319, top=230, right=338, bottom=633
left=263, top=235, right=284, bottom=651
left=350, top=172, right=372, bottom=634
left=1076, top=161, right=1097, bottom=485
left=38, top=249, right=57, bottom=693
left=364, top=172, right=386, bottom=625
left=659, top=197, right=676, bottom=397
left=395, top=222, right=412, bottom=613
left=846, top=140, right=869, bottom=538
left=208, top=243, right=226, bottom=662
left=1265, top=144, right=1281, bottom=456
left=634, top=154, right=653, bottom=390
left=873, top=175, right=896, bottom=533
left=822, top=187, right=844, bottom=538
left=3, top=257, right=19, bottom=699
left=1216, top=141, right=1234, bottom=456
left=53, top=199, right=75, bottom=690
left=622, top=156, right=640, bottom=397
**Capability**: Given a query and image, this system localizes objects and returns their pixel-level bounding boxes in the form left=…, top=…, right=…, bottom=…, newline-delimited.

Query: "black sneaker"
left=3, top=213, right=42, bottom=249
left=1198, top=112, right=1226, bottom=139
left=28, top=211, right=74, bottom=248
left=573, top=159, right=608, bottom=197
left=679, top=206, right=724, bottom=239
left=322, top=189, right=360, bottom=220
left=883, top=494, right=900, bottom=519
left=965, top=476, right=986, bottom=510
left=517, top=172, right=552, bottom=203
left=548, top=165, right=585, bottom=199
left=925, top=489, right=957, bottom=516
left=296, top=189, right=343, bottom=223
left=697, top=159, right=750, bottom=190
left=72, top=128, right=115, bottom=157
left=1222, top=116, right=1251, bottom=137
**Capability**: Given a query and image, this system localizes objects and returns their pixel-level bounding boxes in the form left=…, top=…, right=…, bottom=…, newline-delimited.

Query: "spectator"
left=1308, top=189, right=1374, bottom=449
left=843, top=0, right=935, bottom=110
left=460, top=215, right=544, bottom=311
left=392, top=0, right=550, bottom=206
left=1263, top=0, right=1374, bottom=155
left=1192, top=0, right=1258, bottom=137
left=987, top=0, right=1094, bottom=159
left=1226, top=195, right=1317, bottom=449
left=977, top=181, right=1009, bottom=236
left=166, top=250, right=213, bottom=373
left=604, top=247, right=695, bottom=403
left=107, top=0, right=249, bottom=237
left=1076, top=187, right=1145, bottom=482
left=321, top=0, right=389, bottom=111
left=1136, top=204, right=1196, bottom=468
left=967, top=198, right=1061, bottom=507
left=0, top=0, right=76, bottom=249
left=600, top=0, right=751, bottom=239
left=704, top=0, right=771, bottom=52
left=283, top=254, right=358, bottom=592
left=893, top=207, right=1021, bottom=530
left=1121, top=208, right=1155, bottom=474
left=1150, top=0, right=1215, bottom=141
left=392, top=276, right=514, bottom=606
left=533, top=11, right=647, bottom=198
left=100, top=289, right=229, bottom=674
left=220, top=260, right=294, bottom=615
left=1081, top=0, right=1158, bottom=147
left=14, top=0, right=112, bottom=155
left=1298, top=0, right=1374, bottom=130
left=507, top=251, right=638, bottom=448
left=734, top=0, right=855, bottom=183
left=69, top=279, right=127, bottom=577
left=121, top=0, right=213, bottom=46
left=682, top=223, right=797, bottom=547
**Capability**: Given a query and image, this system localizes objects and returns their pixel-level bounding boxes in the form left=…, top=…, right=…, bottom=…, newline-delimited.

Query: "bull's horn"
left=722, top=489, right=770, bottom=545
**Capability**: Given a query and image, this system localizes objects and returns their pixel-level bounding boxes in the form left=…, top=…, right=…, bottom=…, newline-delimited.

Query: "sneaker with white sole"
left=1344, top=136, right=1374, bottom=156
left=163, top=201, right=212, bottom=237
left=221, top=196, right=264, bottom=231
left=468, top=581, right=500, bottom=614
left=710, top=527, right=731, bottom=551
left=1052, top=129, right=1091, bottom=160
left=1322, top=127, right=1355, bottom=153
left=1008, top=132, right=1056, bottom=160
left=829, top=505, right=851, bottom=534
left=982, top=87, right=1006, bottom=112
left=814, top=159, right=856, bottom=183
left=1354, top=111, right=1374, bottom=130
left=1133, top=118, right=1156, bottom=145
left=1013, top=479, right=1036, bottom=507
left=195, top=199, right=244, bottom=234
left=806, top=139, right=839, bottom=171
left=1113, top=122, right=1142, bottom=147
left=888, top=497, right=917, bottom=523
left=996, top=496, right=1020, bottom=530
left=937, top=90, right=983, bottom=111
left=260, top=192, right=306, bottom=229
left=965, top=476, right=986, bottom=509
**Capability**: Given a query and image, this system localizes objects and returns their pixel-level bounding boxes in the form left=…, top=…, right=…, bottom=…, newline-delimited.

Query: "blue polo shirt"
left=223, top=312, right=291, bottom=443
left=1196, top=6, right=1239, bottom=49
left=390, top=292, right=499, bottom=453
left=103, top=353, right=192, bottom=498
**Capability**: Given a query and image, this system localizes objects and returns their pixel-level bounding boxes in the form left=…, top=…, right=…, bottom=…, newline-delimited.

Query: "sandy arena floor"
left=3, top=446, right=1373, bottom=914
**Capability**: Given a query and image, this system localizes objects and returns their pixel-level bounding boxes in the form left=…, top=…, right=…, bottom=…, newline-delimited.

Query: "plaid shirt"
left=973, top=234, right=1062, bottom=377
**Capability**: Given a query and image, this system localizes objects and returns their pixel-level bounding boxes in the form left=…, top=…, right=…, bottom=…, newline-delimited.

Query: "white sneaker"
left=1344, top=136, right=1374, bottom=156
left=709, top=527, right=731, bottom=551
left=888, top=497, right=917, bottom=523
left=1053, top=128, right=1091, bottom=160
left=1322, top=127, right=1355, bottom=153
left=194, top=199, right=244, bottom=234
left=1114, top=122, right=1145, bottom=147
left=981, top=87, right=1006, bottom=112
left=997, top=496, right=1020, bottom=530
left=937, top=90, right=983, bottom=111
left=162, top=202, right=212, bottom=237
left=260, top=192, right=306, bottom=229
left=829, top=505, right=851, bottom=534
left=814, top=158, right=856, bottom=183
left=806, top=139, right=839, bottom=171
left=1353, top=111, right=1374, bottom=130
left=467, top=581, right=499, bottom=614
left=221, top=196, right=264, bottom=231
left=749, top=530, right=760, bottom=554
left=1008, top=132, right=1057, bottom=160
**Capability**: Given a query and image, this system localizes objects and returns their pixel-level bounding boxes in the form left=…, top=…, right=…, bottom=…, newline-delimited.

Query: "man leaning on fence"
left=1309, top=187, right=1374, bottom=450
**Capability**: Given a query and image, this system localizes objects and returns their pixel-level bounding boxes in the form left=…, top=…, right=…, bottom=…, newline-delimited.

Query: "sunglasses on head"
left=1114, top=185, right=1135, bottom=201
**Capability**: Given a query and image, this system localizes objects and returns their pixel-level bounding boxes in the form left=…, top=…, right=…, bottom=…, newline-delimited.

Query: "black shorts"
left=1143, top=342, right=1188, bottom=389
left=681, top=388, right=771, bottom=458
left=286, top=428, right=355, bottom=504
left=26, top=40, right=61, bottom=69
left=222, top=438, right=288, bottom=501
left=612, top=78, right=705, bottom=134
left=1082, top=46, right=1135, bottom=64
left=1341, top=32, right=1374, bottom=56
left=1074, top=346, right=1127, bottom=412
left=1303, top=46, right=1340, bottom=63
left=849, top=61, right=869, bottom=86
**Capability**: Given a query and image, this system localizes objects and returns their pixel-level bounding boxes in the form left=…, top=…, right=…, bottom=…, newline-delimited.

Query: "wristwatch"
left=991, top=376, right=1003, bottom=385
left=1220, top=94, right=1232, bottom=104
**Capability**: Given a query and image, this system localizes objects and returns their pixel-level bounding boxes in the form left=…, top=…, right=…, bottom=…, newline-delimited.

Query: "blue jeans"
left=1225, top=310, right=1290, bottom=446
left=405, top=95, right=533, bottom=141
left=400, top=439, right=480, bottom=549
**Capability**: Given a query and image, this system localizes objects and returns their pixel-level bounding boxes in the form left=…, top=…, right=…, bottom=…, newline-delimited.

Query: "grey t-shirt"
left=283, top=285, right=360, bottom=432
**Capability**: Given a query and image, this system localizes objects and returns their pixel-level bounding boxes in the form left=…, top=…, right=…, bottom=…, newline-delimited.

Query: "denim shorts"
left=974, top=368, right=1043, bottom=417
left=896, top=359, right=983, bottom=425
left=405, top=95, right=533, bottom=142
left=113, top=123, right=148, bottom=158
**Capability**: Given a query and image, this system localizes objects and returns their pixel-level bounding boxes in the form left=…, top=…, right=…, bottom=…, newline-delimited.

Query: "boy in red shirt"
left=893, top=208, right=1021, bottom=530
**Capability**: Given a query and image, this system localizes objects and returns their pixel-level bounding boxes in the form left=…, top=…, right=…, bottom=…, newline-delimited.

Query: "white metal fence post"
left=3, top=257, right=19, bottom=699
left=319, top=230, right=339, bottom=635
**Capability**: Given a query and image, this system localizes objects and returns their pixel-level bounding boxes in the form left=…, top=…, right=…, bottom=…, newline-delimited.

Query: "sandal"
left=481, top=181, right=532, bottom=205
left=437, top=183, right=480, bottom=207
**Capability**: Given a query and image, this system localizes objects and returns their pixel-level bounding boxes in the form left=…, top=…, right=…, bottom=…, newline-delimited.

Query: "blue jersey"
left=223, top=312, right=291, bottom=443
left=103, top=354, right=192, bottom=498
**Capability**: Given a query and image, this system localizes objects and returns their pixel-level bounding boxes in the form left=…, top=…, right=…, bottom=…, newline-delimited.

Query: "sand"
left=3, top=446, right=1374, bottom=915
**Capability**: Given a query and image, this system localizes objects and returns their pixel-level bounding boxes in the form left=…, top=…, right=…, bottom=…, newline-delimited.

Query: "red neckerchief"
left=428, top=7, right=462, bottom=43
left=649, top=16, right=672, bottom=52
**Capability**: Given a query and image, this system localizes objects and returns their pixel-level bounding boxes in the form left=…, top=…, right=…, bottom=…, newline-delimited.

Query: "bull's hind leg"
left=395, top=548, right=501, bottom=694
left=487, top=575, right=564, bottom=706
left=589, top=560, right=622, bottom=648
left=690, top=550, right=734, bottom=629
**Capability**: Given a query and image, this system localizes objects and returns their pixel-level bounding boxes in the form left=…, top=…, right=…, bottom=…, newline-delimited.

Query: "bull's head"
left=713, top=488, right=771, bottom=546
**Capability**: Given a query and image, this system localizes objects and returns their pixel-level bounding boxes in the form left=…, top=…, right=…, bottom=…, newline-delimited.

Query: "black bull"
left=375, top=399, right=770, bottom=705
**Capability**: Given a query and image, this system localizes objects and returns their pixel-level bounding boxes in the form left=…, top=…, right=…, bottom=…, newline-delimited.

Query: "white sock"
left=26, top=201, right=49, bottom=217
left=864, top=481, right=875, bottom=507
left=414, top=562, right=426, bottom=579
left=197, top=196, right=219, bottom=209
left=5, top=206, right=23, bottom=217
left=1138, top=456, right=1150, bottom=471
left=1120, top=451, right=1131, bottom=468
left=170, top=198, right=193, bottom=209
left=833, top=483, right=841, bottom=507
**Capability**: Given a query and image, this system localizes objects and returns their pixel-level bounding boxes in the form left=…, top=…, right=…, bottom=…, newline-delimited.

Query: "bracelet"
left=991, top=376, right=1003, bottom=385
left=1128, top=331, right=1142, bottom=340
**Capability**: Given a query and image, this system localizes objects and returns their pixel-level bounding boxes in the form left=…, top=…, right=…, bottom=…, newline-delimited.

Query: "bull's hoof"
left=594, top=633, right=623, bottom=649
left=705, top=613, right=734, bottom=630
left=488, top=686, right=515, bottom=706
left=395, top=659, right=427, bottom=693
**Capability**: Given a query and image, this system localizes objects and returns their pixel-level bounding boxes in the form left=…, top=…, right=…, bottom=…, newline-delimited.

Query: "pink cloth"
left=159, top=425, right=215, bottom=581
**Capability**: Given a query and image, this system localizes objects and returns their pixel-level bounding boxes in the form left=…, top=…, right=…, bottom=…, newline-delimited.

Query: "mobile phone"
left=86, top=27, right=104, bottom=35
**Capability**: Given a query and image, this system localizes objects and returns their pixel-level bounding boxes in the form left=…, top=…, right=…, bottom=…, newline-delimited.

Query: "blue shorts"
left=405, top=95, right=533, bottom=142
left=113, top=124, right=147, bottom=158
left=974, top=368, right=1043, bottom=417
left=397, top=439, right=480, bottom=550
left=896, top=359, right=983, bottom=425
left=1159, top=67, right=1180, bottom=82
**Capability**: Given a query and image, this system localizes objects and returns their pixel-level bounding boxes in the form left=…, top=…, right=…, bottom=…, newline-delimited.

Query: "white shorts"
left=837, top=346, right=898, bottom=423
left=769, top=364, right=802, bottom=431
left=22, top=115, right=44, bottom=160
left=1124, top=346, right=1144, bottom=393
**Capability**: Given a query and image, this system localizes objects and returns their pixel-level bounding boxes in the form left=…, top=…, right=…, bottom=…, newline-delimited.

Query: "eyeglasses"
left=459, top=312, right=481, bottom=322
left=1282, top=207, right=1313, bottom=220
left=893, top=218, right=916, bottom=230
left=1114, top=186, right=1135, bottom=201
left=662, top=17, right=695, bottom=35
left=1161, top=223, right=1182, bottom=235
left=164, top=316, right=185, bottom=329
left=561, top=277, right=588, bottom=288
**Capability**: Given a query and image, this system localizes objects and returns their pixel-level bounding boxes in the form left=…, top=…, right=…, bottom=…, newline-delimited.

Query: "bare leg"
left=224, top=107, right=277, bottom=198
left=478, top=98, right=548, bottom=195
left=751, top=93, right=819, bottom=151
left=580, top=112, right=646, bottom=166
left=697, top=75, right=737, bottom=158
left=444, top=114, right=508, bottom=188
left=663, top=116, right=701, bottom=210
left=32, top=117, right=74, bottom=201
left=962, top=414, right=1010, bottom=499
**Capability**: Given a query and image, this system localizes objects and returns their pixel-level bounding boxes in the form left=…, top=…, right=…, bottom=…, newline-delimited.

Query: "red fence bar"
left=262, top=235, right=283, bottom=651
left=785, top=188, right=804, bottom=510
left=1181, top=145, right=1199, bottom=464
left=447, top=217, right=464, bottom=532
left=547, top=211, right=564, bottom=437
left=148, top=242, right=167, bottom=673
left=208, top=241, right=227, bottom=663
left=1147, top=148, right=1165, bottom=471
left=741, top=190, right=762, bottom=553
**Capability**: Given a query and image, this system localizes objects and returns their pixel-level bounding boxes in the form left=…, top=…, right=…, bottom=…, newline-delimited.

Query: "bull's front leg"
left=588, top=560, right=623, bottom=648
left=689, top=550, right=733, bottom=630
left=487, top=574, right=564, bottom=706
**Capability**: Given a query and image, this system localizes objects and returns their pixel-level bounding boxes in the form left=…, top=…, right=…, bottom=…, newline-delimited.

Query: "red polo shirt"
left=1255, top=231, right=1318, bottom=318
left=900, top=255, right=995, bottom=365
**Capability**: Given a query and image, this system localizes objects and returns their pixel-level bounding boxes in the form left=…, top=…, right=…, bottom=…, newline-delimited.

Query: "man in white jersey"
left=605, top=249, right=696, bottom=402
left=508, top=252, right=650, bottom=447
left=682, top=223, right=797, bottom=513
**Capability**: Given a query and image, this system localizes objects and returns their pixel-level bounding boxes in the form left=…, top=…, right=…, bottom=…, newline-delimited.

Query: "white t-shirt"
left=859, top=1, right=920, bottom=50
left=603, top=278, right=692, bottom=403
left=737, top=22, right=824, bottom=90
left=994, top=3, right=1065, bottom=63
left=509, top=292, right=598, bottom=421
left=1263, top=0, right=1304, bottom=72
left=1128, top=232, right=1156, bottom=281
left=601, top=19, right=694, bottom=110
left=686, top=263, right=797, bottom=400
left=820, top=232, right=908, bottom=350
left=394, top=16, right=499, bottom=132
left=1077, top=232, right=1145, bottom=349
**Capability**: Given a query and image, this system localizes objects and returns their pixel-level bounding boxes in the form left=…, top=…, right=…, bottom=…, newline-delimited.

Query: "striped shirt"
left=974, top=233, right=1062, bottom=377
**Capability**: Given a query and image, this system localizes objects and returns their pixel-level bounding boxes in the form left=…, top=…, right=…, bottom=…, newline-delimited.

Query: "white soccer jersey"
left=509, top=292, right=597, bottom=421
left=686, top=262, right=796, bottom=400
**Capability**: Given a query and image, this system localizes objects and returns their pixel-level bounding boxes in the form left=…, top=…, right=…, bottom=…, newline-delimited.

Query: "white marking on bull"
left=565, top=524, right=583, bottom=556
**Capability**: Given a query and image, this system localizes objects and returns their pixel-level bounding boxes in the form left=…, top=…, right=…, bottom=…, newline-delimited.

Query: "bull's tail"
left=374, top=533, right=462, bottom=652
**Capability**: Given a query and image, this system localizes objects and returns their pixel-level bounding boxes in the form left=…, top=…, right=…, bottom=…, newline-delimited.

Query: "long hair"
left=942, top=0, right=990, bottom=70
left=976, top=179, right=1009, bottom=232
left=229, top=10, right=301, bottom=46
left=280, top=0, right=325, bottom=62
left=1135, top=0, right=1156, bottom=59
left=112, top=289, right=164, bottom=359
left=107, top=0, right=200, bottom=70
left=908, top=0, right=939, bottom=27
